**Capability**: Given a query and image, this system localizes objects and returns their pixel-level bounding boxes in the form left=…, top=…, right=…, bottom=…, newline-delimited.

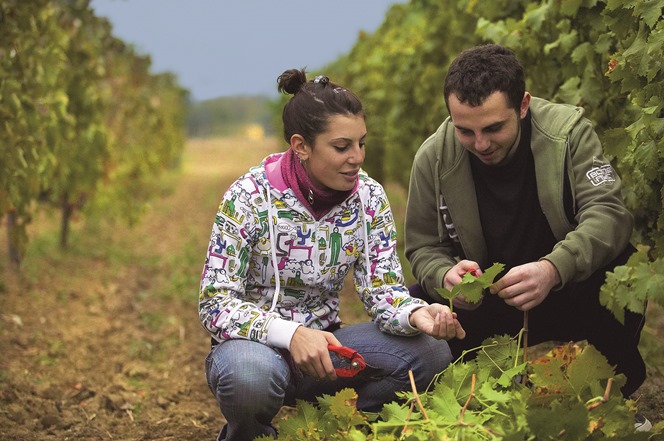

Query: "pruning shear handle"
left=327, top=344, right=367, bottom=378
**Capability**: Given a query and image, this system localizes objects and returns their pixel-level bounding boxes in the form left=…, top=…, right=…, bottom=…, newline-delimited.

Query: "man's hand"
left=444, top=260, right=483, bottom=310
left=410, top=304, right=466, bottom=340
left=289, top=327, right=341, bottom=381
left=489, top=260, right=561, bottom=311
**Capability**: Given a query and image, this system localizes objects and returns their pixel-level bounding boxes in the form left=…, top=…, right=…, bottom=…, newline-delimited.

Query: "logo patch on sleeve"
left=586, top=164, right=616, bottom=187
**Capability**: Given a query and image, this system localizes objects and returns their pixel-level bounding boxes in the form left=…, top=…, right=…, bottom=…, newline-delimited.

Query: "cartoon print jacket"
left=199, top=153, right=426, bottom=350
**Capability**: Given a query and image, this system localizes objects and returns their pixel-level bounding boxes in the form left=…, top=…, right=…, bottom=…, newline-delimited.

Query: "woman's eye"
left=334, top=145, right=349, bottom=151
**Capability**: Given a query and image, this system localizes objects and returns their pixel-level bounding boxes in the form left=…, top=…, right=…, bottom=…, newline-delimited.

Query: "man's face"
left=448, top=91, right=530, bottom=166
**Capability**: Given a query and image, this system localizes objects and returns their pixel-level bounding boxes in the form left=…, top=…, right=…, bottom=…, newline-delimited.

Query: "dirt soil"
left=1, top=137, right=662, bottom=441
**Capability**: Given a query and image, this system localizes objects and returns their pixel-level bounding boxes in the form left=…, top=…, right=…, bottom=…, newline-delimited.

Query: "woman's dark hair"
left=277, top=68, right=364, bottom=145
left=443, top=44, right=525, bottom=113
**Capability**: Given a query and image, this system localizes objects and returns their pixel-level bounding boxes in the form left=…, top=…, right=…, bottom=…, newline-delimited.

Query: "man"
left=404, top=44, right=649, bottom=428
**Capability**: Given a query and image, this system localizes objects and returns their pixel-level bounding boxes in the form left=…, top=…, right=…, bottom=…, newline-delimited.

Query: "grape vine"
left=262, top=336, right=660, bottom=440
left=259, top=262, right=661, bottom=439
left=0, top=0, right=187, bottom=265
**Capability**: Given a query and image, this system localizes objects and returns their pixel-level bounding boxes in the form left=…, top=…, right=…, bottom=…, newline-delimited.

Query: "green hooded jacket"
left=404, top=96, right=633, bottom=301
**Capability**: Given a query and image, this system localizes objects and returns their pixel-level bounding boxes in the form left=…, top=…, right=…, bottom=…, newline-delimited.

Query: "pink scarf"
left=280, top=149, right=354, bottom=220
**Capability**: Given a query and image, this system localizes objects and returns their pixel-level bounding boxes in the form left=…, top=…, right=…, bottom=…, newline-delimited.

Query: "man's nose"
left=474, top=134, right=491, bottom=151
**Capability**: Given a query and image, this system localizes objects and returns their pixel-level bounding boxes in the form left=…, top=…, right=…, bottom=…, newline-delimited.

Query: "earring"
left=297, top=155, right=303, bottom=165
left=307, top=189, right=314, bottom=205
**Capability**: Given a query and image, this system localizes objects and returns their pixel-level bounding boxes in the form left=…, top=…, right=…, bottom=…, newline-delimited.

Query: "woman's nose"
left=348, top=144, right=365, bottom=164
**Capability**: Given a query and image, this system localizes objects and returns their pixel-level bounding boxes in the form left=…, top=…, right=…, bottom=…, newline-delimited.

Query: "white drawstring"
left=265, top=185, right=281, bottom=312
left=216, top=183, right=280, bottom=338
left=358, top=192, right=372, bottom=285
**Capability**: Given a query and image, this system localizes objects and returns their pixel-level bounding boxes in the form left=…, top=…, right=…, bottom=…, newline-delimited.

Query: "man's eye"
left=457, top=128, right=473, bottom=136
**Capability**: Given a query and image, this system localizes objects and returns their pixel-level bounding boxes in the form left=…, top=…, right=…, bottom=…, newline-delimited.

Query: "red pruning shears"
left=328, top=344, right=382, bottom=378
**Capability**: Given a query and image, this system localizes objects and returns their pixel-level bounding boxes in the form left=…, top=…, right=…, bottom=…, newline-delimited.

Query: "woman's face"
left=300, top=114, right=366, bottom=191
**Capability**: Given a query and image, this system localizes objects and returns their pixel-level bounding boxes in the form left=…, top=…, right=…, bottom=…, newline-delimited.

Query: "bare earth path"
left=1, top=136, right=662, bottom=440
left=0, top=137, right=279, bottom=440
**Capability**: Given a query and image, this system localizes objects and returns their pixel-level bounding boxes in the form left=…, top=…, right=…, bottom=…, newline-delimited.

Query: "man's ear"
left=290, top=134, right=309, bottom=160
left=520, top=92, right=531, bottom=119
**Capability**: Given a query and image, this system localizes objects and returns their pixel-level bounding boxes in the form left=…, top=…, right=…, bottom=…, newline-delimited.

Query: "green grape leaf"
left=527, top=400, right=589, bottom=439
left=560, top=0, right=583, bottom=17
left=345, top=428, right=368, bottom=441
left=588, top=396, right=635, bottom=436
left=475, top=262, right=506, bottom=287
left=317, top=388, right=366, bottom=426
left=435, top=361, right=475, bottom=402
left=428, top=387, right=463, bottom=422
left=477, top=380, right=512, bottom=404
left=634, top=0, right=664, bottom=28
left=567, top=344, right=616, bottom=396
left=529, top=357, right=572, bottom=395
left=278, top=400, right=322, bottom=438
left=495, top=363, right=528, bottom=389
left=600, top=249, right=654, bottom=324
left=434, top=262, right=505, bottom=304
left=476, top=334, right=518, bottom=377
left=434, top=286, right=457, bottom=302
left=377, top=401, right=414, bottom=424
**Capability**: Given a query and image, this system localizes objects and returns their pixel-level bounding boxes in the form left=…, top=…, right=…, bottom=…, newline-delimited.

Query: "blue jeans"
left=205, top=321, right=453, bottom=441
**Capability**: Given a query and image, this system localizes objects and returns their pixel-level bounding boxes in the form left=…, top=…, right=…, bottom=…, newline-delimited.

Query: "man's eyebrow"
left=451, top=122, right=471, bottom=131
left=483, top=120, right=506, bottom=131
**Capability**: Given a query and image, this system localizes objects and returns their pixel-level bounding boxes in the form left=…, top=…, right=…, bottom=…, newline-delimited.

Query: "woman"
left=199, top=69, right=464, bottom=441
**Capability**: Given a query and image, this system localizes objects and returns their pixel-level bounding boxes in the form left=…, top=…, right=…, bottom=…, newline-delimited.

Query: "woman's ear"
left=290, top=134, right=309, bottom=161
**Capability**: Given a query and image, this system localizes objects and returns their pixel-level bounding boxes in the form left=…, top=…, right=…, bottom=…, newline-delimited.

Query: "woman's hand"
left=289, top=326, right=342, bottom=381
left=410, top=304, right=466, bottom=340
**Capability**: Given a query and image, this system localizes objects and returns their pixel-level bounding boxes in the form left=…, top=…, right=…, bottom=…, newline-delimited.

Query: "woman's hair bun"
left=277, top=68, right=307, bottom=95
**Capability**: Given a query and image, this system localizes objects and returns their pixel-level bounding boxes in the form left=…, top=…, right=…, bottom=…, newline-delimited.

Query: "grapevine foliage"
left=0, top=0, right=187, bottom=264
left=323, top=0, right=663, bottom=393
left=267, top=338, right=661, bottom=440
left=601, top=248, right=664, bottom=324
left=435, top=262, right=505, bottom=308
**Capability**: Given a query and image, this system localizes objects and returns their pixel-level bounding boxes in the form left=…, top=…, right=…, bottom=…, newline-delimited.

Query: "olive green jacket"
left=404, top=97, right=633, bottom=300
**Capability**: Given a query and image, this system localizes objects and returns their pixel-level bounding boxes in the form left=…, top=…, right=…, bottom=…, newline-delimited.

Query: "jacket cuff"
left=543, top=248, right=572, bottom=289
left=422, top=267, right=448, bottom=302
left=266, top=318, right=303, bottom=349
left=399, top=304, right=425, bottom=334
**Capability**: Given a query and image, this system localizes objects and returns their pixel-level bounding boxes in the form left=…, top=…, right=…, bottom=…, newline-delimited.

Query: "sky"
left=90, top=0, right=402, bottom=102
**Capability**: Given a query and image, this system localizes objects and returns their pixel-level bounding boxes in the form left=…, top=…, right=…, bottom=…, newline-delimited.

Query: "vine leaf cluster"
left=434, top=262, right=505, bottom=311
left=267, top=337, right=662, bottom=440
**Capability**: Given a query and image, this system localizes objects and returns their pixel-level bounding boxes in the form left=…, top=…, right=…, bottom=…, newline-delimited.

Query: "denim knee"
left=408, top=335, right=453, bottom=389
left=205, top=340, right=290, bottom=417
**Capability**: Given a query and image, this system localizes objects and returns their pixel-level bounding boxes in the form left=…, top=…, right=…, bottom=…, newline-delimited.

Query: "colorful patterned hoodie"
left=199, top=152, right=426, bottom=349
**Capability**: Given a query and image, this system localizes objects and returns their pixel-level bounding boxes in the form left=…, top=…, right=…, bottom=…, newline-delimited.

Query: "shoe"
left=634, top=413, right=652, bottom=432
